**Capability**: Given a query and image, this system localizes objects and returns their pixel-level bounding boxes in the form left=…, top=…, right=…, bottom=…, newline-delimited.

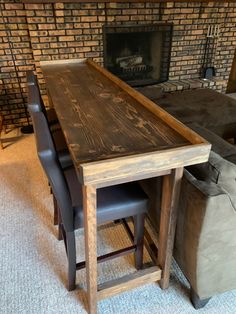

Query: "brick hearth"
left=0, top=1, right=236, bottom=128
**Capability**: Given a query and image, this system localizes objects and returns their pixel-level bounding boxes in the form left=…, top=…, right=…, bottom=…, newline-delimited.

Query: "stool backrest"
left=26, top=71, right=47, bottom=117
left=26, top=70, right=37, bottom=86
left=31, top=111, right=74, bottom=232
left=27, top=85, right=46, bottom=115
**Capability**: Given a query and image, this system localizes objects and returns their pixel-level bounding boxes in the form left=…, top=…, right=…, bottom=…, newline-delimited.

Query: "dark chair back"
left=26, top=70, right=37, bottom=86
left=27, top=84, right=48, bottom=118
left=26, top=70, right=47, bottom=116
left=31, top=111, right=74, bottom=232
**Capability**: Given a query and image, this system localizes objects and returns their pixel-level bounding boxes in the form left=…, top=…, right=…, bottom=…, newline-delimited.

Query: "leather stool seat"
left=64, top=168, right=148, bottom=228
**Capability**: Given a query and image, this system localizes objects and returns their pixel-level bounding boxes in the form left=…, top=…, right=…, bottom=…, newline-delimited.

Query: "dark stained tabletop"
left=42, top=60, right=191, bottom=164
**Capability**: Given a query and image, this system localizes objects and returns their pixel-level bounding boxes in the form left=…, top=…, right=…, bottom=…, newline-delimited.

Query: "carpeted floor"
left=1, top=133, right=236, bottom=314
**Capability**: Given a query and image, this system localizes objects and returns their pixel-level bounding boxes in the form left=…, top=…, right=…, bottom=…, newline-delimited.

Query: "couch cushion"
left=225, top=154, right=236, bottom=164
left=154, top=88, right=236, bottom=139
left=187, top=123, right=236, bottom=158
left=187, top=151, right=236, bottom=210
left=136, top=86, right=164, bottom=101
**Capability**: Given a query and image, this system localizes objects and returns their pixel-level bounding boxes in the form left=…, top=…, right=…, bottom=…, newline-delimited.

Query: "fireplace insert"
left=103, top=23, right=173, bottom=87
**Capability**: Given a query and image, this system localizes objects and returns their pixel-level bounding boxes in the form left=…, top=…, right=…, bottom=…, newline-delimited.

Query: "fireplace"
left=103, top=23, right=173, bottom=87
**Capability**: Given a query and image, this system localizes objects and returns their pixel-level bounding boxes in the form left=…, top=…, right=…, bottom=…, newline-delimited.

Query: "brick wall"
left=0, top=2, right=35, bottom=128
left=1, top=1, right=236, bottom=128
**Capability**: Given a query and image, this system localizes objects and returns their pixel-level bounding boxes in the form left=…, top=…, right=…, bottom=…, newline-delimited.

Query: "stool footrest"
left=97, top=266, right=161, bottom=300
left=76, top=245, right=136, bottom=271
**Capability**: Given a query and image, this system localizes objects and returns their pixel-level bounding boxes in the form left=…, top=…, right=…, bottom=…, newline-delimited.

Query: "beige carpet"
left=1, top=133, right=236, bottom=314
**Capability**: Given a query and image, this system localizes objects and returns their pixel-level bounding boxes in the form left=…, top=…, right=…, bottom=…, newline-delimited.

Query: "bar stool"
left=31, top=110, right=149, bottom=292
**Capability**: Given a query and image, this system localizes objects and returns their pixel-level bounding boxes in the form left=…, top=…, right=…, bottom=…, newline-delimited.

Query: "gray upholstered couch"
left=138, top=87, right=236, bottom=140
left=175, top=124, right=236, bottom=308
left=138, top=88, right=236, bottom=308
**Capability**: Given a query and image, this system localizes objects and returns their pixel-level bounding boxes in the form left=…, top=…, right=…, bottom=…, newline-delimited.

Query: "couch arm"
left=175, top=169, right=236, bottom=300
left=183, top=168, right=227, bottom=197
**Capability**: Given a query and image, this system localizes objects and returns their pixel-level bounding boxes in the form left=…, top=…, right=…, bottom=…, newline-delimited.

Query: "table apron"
left=79, top=144, right=210, bottom=187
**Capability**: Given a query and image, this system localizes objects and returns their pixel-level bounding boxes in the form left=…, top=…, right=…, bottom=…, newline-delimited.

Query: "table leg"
left=158, top=167, right=183, bottom=289
left=83, top=185, right=97, bottom=314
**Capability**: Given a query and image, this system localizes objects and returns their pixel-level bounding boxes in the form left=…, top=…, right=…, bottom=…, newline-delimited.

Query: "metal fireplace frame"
left=103, top=22, right=173, bottom=86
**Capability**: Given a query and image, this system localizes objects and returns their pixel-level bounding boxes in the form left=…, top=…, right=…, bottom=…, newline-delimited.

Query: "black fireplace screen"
left=103, top=23, right=173, bottom=87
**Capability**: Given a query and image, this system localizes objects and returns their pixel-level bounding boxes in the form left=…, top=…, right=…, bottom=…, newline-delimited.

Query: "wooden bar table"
left=41, top=59, right=211, bottom=314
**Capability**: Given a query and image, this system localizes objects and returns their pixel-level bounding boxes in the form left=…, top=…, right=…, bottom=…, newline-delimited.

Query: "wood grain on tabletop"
left=42, top=62, right=190, bottom=164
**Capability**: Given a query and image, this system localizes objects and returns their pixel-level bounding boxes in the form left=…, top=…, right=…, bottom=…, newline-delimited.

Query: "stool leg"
left=58, top=208, right=63, bottom=241
left=0, top=118, right=6, bottom=149
left=0, top=123, right=3, bottom=150
left=66, top=231, right=76, bottom=291
left=53, top=195, right=59, bottom=225
left=134, top=213, right=145, bottom=270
